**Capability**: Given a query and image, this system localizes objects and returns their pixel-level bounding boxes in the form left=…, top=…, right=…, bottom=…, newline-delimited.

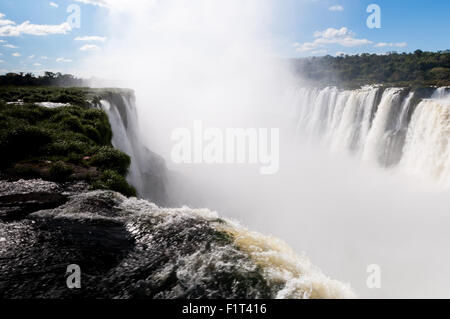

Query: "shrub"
left=84, top=125, right=102, bottom=144
left=49, top=110, right=71, bottom=123
left=92, top=170, right=136, bottom=197
left=0, top=125, right=53, bottom=165
left=5, top=105, right=45, bottom=124
left=49, top=161, right=74, bottom=181
left=61, top=115, right=84, bottom=133
left=0, top=91, right=12, bottom=101
left=82, top=108, right=104, bottom=121
left=67, top=152, right=84, bottom=165
left=82, top=109, right=111, bottom=144
left=45, top=140, right=90, bottom=156
left=89, top=146, right=131, bottom=176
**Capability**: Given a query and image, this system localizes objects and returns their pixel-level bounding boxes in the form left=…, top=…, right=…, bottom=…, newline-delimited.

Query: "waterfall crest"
left=293, top=86, right=450, bottom=187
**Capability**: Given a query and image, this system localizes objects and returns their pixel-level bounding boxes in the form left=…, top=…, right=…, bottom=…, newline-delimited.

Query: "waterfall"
left=96, top=91, right=170, bottom=206
left=293, top=85, right=450, bottom=187
left=401, top=98, right=450, bottom=187
left=432, top=87, right=450, bottom=99
left=362, top=88, right=403, bottom=165
left=99, top=99, right=143, bottom=192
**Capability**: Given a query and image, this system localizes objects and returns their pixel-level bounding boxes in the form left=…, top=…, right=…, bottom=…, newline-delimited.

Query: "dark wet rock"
left=0, top=192, right=68, bottom=221
left=0, top=180, right=270, bottom=299
left=0, top=179, right=90, bottom=221
left=0, top=179, right=61, bottom=196
left=6, top=161, right=100, bottom=182
left=0, top=179, right=353, bottom=299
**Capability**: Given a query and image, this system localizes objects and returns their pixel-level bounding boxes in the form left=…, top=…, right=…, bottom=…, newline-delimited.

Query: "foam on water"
left=117, top=196, right=355, bottom=299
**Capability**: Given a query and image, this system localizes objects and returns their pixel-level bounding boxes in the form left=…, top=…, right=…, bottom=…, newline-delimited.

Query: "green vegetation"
left=0, top=72, right=86, bottom=87
left=0, top=86, right=96, bottom=106
left=49, top=161, right=74, bottom=182
left=0, top=87, right=136, bottom=197
left=291, top=50, right=450, bottom=88
left=91, top=170, right=136, bottom=197
left=89, top=146, right=131, bottom=176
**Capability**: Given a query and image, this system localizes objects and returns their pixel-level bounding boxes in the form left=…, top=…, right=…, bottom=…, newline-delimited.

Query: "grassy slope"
left=0, top=87, right=136, bottom=197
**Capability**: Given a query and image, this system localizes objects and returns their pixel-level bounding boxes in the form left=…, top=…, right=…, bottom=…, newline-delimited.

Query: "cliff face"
left=95, top=90, right=170, bottom=207
left=0, top=179, right=354, bottom=299
left=0, top=87, right=170, bottom=206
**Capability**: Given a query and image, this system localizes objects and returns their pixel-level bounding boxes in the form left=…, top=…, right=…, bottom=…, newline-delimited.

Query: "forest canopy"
left=290, top=50, right=450, bottom=88
left=0, top=72, right=87, bottom=87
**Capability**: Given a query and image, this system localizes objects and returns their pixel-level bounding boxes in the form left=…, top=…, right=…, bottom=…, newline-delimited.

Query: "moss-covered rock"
left=0, top=89, right=136, bottom=197
left=92, top=169, right=136, bottom=197
left=89, top=146, right=131, bottom=176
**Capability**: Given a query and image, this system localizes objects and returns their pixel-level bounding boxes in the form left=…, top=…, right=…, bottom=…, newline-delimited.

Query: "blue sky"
left=1, top=0, right=450, bottom=75
left=0, top=0, right=107, bottom=74
left=273, top=0, right=450, bottom=57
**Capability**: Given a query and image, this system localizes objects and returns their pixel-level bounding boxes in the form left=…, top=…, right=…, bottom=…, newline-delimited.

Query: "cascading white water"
left=293, top=85, right=450, bottom=187
left=362, top=88, right=404, bottom=165
left=330, top=87, right=379, bottom=154
left=99, top=99, right=144, bottom=193
left=432, top=87, right=450, bottom=99
left=98, top=93, right=169, bottom=206
left=401, top=98, right=450, bottom=187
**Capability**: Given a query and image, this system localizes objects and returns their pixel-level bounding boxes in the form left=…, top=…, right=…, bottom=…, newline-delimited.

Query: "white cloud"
left=0, top=40, right=5, bottom=43
left=295, top=27, right=373, bottom=53
left=0, top=13, right=72, bottom=37
left=56, top=57, right=72, bottom=63
left=0, top=21, right=72, bottom=36
left=50, top=2, right=59, bottom=8
left=329, top=5, right=343, bottom=11
left=80, top=44, right=101, bottom=51
left=74, top=0, right=107, bottom=7
left=12, top=52, right=21, bottom=57
left=3, top=43, right=18, bottom=48
left=375, top=42, right=408, bottom=48
left=313, top=27, right=354, bottom=40
left=296, top=42, right=317, bottom=52
left=34, top=63, right=43, bottom=66
left=0, top=13, right=15, bottom=27
left=41, top=56, right=49, bottom=60
left=311, top=49, right=327, bottom=55
left=0, top=20, right=15, bottom=26
left=0, top=60, right=4, bottom=63
left=335, top=51, right=346, bottom=56
left=75, top=36, right=107, bottom=42
left=29, top=55, right=35, bottom=59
